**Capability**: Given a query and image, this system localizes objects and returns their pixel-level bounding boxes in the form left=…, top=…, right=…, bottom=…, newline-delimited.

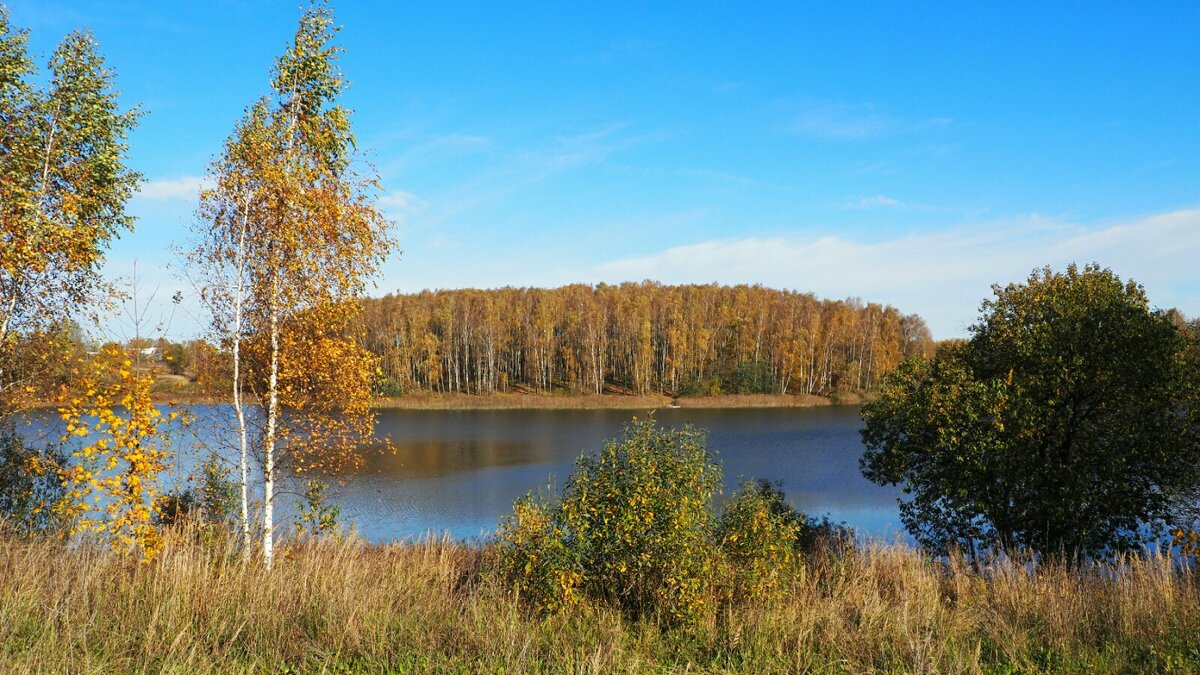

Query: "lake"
left=22, top=405, right=906, bottom=543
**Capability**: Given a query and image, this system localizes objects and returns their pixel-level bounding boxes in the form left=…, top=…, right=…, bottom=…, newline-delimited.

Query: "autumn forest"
left=362, top=283, right=933, bottom=398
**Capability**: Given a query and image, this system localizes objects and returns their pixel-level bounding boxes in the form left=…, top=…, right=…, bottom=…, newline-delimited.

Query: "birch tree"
left=191, top=2, right=393, bottom=568
left=0, top=8, right=139, bottom=414
left=191, top=102, right=270, bottom=556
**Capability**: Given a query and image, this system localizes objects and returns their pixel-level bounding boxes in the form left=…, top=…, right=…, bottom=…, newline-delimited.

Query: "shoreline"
left=36, top=390, right=860, bottom=411
left=367, top=391, right=840, bottom=410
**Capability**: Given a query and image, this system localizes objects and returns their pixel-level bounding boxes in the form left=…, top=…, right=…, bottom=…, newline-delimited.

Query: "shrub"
left=493, top=495, right=581, bottom=612
left=294, top=478, right=342, bottom=538
left=563, top=418, right=720, bottom=624
left=679, top=376, right=723, bottom=397
left=732, top=359, right=777, bottom=395
left=715, top=479, right=854, bottom=601
left=0, top=421, right=67, bottom=534
left=495, top=418, right=839, bottom=625
left=716, top=480, right=801, bottom=601
left=156, top=451, right=238, bottom=536
left=371, top=374, right=404, bottom=397
left=794, top=511, right=855, bottom=559
left=495, top=417, right=721, bottom=624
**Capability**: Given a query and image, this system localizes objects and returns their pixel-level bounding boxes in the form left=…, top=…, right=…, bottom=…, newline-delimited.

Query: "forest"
left=361, top=282, right=933, bottom=398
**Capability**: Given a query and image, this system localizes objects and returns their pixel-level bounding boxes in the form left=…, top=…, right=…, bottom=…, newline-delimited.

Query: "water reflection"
left=20, top=405, right=906, bottom=543
left=340, top=406, right=904, bottom=542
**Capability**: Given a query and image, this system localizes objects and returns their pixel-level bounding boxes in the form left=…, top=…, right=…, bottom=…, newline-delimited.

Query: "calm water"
left=23, top=405, right=905, bottom=543
left=338, top=406, right=902, bottom=542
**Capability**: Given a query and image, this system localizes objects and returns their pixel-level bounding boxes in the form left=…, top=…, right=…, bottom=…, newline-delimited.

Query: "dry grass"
left=1, top=531, right=1197, bottom=673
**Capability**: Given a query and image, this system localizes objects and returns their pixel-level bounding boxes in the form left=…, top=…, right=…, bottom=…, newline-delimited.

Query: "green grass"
left=1, top=530, right=1197, bottom=673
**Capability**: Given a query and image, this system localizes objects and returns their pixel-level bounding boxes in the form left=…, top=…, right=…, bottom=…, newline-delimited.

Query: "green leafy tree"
left=162, top=341, right=190, bottom=376
left=0, top=7, right=139, bottom=415
left=861, top=264, right=1200, bottom=558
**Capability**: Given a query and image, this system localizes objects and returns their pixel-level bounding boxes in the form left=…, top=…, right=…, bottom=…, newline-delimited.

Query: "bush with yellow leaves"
left=54, top=344, right=180, bottom=562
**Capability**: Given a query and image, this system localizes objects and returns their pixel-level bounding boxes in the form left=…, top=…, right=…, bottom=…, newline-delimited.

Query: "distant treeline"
left=360, top=282, right=933, bottom=397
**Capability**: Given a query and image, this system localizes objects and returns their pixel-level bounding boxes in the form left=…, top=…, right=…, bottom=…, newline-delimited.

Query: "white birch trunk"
left=232, top=199, right=252, bottom=559
left=262, top=285, right=280, bottom=570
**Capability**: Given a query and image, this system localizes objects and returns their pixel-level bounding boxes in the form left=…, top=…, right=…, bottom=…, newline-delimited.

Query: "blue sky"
left=8, top=1, right=1199, bottom=338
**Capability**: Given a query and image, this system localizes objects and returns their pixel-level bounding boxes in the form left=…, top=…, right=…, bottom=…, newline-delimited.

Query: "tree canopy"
left=0, top=7, right=139, bottom=414
left=860, top=264, right=1200, bottom=558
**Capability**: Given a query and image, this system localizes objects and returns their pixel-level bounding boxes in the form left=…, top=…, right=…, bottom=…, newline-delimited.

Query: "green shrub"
left=295, top=478, right=342, bottom=537
left=495, top=419, right=842, bottom=626
left=0, top=421, right=67, bottom=534
left=493, top=494, right=581, bottom=612
left=371, top=374, right=405, bottom=397
left=732, top=359, right=777, bottom=395
left=156, top=451, right=238, bottom=536
left=716, top=480, right=802, bottom=601
left=495, top=417, right=721, bottom=624
left=564, top=418, right=720, bottom=623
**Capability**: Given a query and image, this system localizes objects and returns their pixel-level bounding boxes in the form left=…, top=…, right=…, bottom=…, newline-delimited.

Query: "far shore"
left=123, top=389, right=859, bottom=410
left=369, top=391, right=843, bottom=410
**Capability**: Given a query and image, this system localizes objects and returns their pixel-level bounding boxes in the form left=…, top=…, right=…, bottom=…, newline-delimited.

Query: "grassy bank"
left=2, top=531, right=1197, bottom=673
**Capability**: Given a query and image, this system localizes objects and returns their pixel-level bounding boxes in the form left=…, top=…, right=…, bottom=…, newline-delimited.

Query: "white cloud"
left=591, top=209, right=1200, bottom=339
left=137, top=176, right=210, bottom=201
left=378, top=190, right=420, bottom=210
left=846, top=195, right=944, bottom=211
left=429, top=133, right=491, bottom=150
left=377, top=190, right=427, bottom=229
left=850, top=195, right=900, bottom=208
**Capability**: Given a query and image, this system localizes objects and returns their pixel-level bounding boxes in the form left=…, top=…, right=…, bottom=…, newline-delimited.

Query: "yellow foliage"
left=54, top=344, right=179, bottom=562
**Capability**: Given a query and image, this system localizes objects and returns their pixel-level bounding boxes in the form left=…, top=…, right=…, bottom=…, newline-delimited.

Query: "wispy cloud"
left=401, top=122, right=654, bottom=232
left=790, top=103, right=951, bottom=141
left=377, top=190, right=426, bottom=224
left=378, top=190, right=420, bottom=210
left=580, top=38, right=654, bottom=64
left=846, top=195, right=942, bottom=211
left=137, top=176, right=210, bottom=201
left=792, top=104, right=892, bottom=140
left=609, top=38, right=652, bottom=58
left=428, top=133, right=491, bottom=150
left=1134, top=157, right=1196, bottom=173
left=591, top=209, right=1200, bottom=338
left=850, top=195, right=900, bottom=208
left=711, top=81, right=746, bottom=95
left=377, top=133, right=493, bottom=178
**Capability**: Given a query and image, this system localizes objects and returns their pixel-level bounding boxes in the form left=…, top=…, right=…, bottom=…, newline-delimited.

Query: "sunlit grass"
left=2, top=528, right=1197, bottom=673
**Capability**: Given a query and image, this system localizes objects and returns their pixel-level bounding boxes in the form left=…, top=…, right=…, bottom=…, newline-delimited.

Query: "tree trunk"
left=232, top=198, right=252, bottom=560
left=262, top=286, right=280, bottom=570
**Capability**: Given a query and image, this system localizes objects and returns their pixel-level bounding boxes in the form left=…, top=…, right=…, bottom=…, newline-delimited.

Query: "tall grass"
left=1, top=529, right=1197, bottom=673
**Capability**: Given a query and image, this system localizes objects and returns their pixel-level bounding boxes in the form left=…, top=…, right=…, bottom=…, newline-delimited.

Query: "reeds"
left=1, top=530, right=1196, bottom=673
